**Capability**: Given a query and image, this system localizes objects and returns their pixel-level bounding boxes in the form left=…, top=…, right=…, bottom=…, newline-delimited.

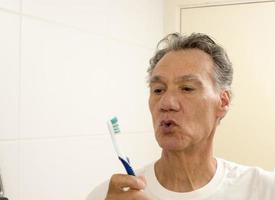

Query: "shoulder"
left=220, top=158, right=275, bottom=178
left=219, top=158, right=275, bottom=190
left=86, top=163, right=153, bottom=200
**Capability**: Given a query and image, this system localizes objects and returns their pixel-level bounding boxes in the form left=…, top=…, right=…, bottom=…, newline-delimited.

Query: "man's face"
left=149, top=49, right=229, bottom=152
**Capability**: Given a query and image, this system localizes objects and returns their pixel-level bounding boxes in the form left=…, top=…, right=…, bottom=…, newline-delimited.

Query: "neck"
left=155, top=140, right=217, bottom=192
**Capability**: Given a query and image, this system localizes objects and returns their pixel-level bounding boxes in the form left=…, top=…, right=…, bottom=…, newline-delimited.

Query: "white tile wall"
left=108, top=0, right=164, bottom=48
left=20, top=17, right=111, bottom=138
left=19, top=133, right=159, bottom=200
left=0, top=0, right=163, bottom=199
left=0, top=11, right=20, bottom=139
left=20, top=17, right=154, bottom=139
left=21, top=0, right=110, bottom=35
left=19, top=136, right=115, bottom=200
left=0, top=141, right=19, bottom=200
left=21, top=0, right=163, bottom=48
left=0, top=0, right=20, bottom=11
left=103, top=40, right=154, bottom=133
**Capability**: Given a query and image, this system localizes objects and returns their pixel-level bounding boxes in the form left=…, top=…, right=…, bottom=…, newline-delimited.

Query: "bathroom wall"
left=0, top=1, right=163, bottom=199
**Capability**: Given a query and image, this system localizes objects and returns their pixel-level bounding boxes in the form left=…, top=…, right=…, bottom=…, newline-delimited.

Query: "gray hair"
left=148, top=33, right=233, bottom=97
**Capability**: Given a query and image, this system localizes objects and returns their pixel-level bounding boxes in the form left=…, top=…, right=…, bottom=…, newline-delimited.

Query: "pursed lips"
left=159, top=119, right=179, bottom=134
left=160, top=119, right=178, bottom=126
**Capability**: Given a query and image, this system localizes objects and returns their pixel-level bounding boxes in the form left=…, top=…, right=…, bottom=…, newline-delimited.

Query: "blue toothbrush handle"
left=118, top=156, right=136, bottom=176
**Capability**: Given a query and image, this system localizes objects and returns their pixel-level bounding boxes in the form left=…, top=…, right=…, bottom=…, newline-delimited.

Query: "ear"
left=217, top=90, right=230, bottom=119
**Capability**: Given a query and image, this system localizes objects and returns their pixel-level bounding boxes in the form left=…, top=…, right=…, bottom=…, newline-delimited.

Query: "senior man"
left=87, top=33, right=275, bottom=200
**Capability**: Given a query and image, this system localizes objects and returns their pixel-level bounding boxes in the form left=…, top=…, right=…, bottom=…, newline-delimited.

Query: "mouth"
left=160, top=119, right=177, bottom=126
left=159, top=119, right=178, bottom=133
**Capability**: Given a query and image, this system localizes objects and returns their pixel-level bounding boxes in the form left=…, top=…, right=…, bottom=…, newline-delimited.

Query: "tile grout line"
left=0, top=131, right=153, bottom=142
left=17, top=0, right=23, bottom=198
left=0, top=7, right=154, bottom=51
left=179, top=0, right=275, bottom=10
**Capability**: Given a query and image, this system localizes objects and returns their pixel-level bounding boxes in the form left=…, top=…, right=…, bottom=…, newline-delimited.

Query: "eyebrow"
left=148, top=75, right=164, bottom=84
left=148, top=74, right=202, bottom=85
left=175, top=75, right=202, bottom=85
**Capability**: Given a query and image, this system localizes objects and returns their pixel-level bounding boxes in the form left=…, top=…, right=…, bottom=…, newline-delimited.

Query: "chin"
left=161, top=145, right=182, bottom=151
left=158, top=138, right=187, bottom=151
left=156, top=133, right=190, bottom=152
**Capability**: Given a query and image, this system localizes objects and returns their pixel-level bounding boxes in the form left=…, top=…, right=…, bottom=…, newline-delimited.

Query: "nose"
left=159, top=91, right=181, bottom=112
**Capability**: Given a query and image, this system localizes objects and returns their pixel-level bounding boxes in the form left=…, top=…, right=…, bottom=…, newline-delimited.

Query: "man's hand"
left=105, top=174, right=150, bottom=200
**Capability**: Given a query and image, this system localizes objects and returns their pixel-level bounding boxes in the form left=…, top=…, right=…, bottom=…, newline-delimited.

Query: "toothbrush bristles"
left=111, top=117, right=121, bottom=134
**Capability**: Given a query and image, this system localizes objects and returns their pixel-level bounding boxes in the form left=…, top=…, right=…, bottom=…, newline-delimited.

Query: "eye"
left=181, top=86, right=194, bottom=92
left=154, top=88, right=164, bottom=95
left=151, top=87, right=165, bottom=95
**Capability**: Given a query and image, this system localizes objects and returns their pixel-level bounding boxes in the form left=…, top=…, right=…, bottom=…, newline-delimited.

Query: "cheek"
left=149, top=95, right=158, bottom=112
left=148, top=98, right=154, bottom=115
left=197, top=98, right=219, bottom=123
left=187, top=97, right=216, bottom=121
left=149, top=97, right=158, bottom=123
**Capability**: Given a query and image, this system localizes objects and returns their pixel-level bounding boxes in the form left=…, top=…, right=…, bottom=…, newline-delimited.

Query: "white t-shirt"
left=87, top=158, right=275, bottom=200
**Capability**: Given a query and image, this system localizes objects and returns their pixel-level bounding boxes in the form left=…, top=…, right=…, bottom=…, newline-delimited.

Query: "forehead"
left=150, top=49, right=215, bottom=82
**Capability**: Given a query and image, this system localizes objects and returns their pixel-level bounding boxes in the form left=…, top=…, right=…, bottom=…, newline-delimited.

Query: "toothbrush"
left=107, top=116, right=136, bottom=176
left=0, top=173, right=8, bottom=200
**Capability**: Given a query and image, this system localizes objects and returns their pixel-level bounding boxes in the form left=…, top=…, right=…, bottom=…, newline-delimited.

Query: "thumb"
left=137, top=175, right=147, bottom=187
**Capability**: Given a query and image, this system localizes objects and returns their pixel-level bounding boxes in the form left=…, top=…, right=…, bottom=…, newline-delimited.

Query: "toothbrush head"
left=110, top=117, right=121, bottom=134
left=108, top=116, right=124, bottom=157
left=107, top=117, right=136, bottom=176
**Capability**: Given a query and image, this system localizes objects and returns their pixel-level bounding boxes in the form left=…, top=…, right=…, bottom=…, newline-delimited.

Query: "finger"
left=109, top=174, right=146, bottom=192
left=125, top=190, right=151, bottom=200
left=138, top=175, right=147, bottom=185
left=106, top=188, right=150, bottom=200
